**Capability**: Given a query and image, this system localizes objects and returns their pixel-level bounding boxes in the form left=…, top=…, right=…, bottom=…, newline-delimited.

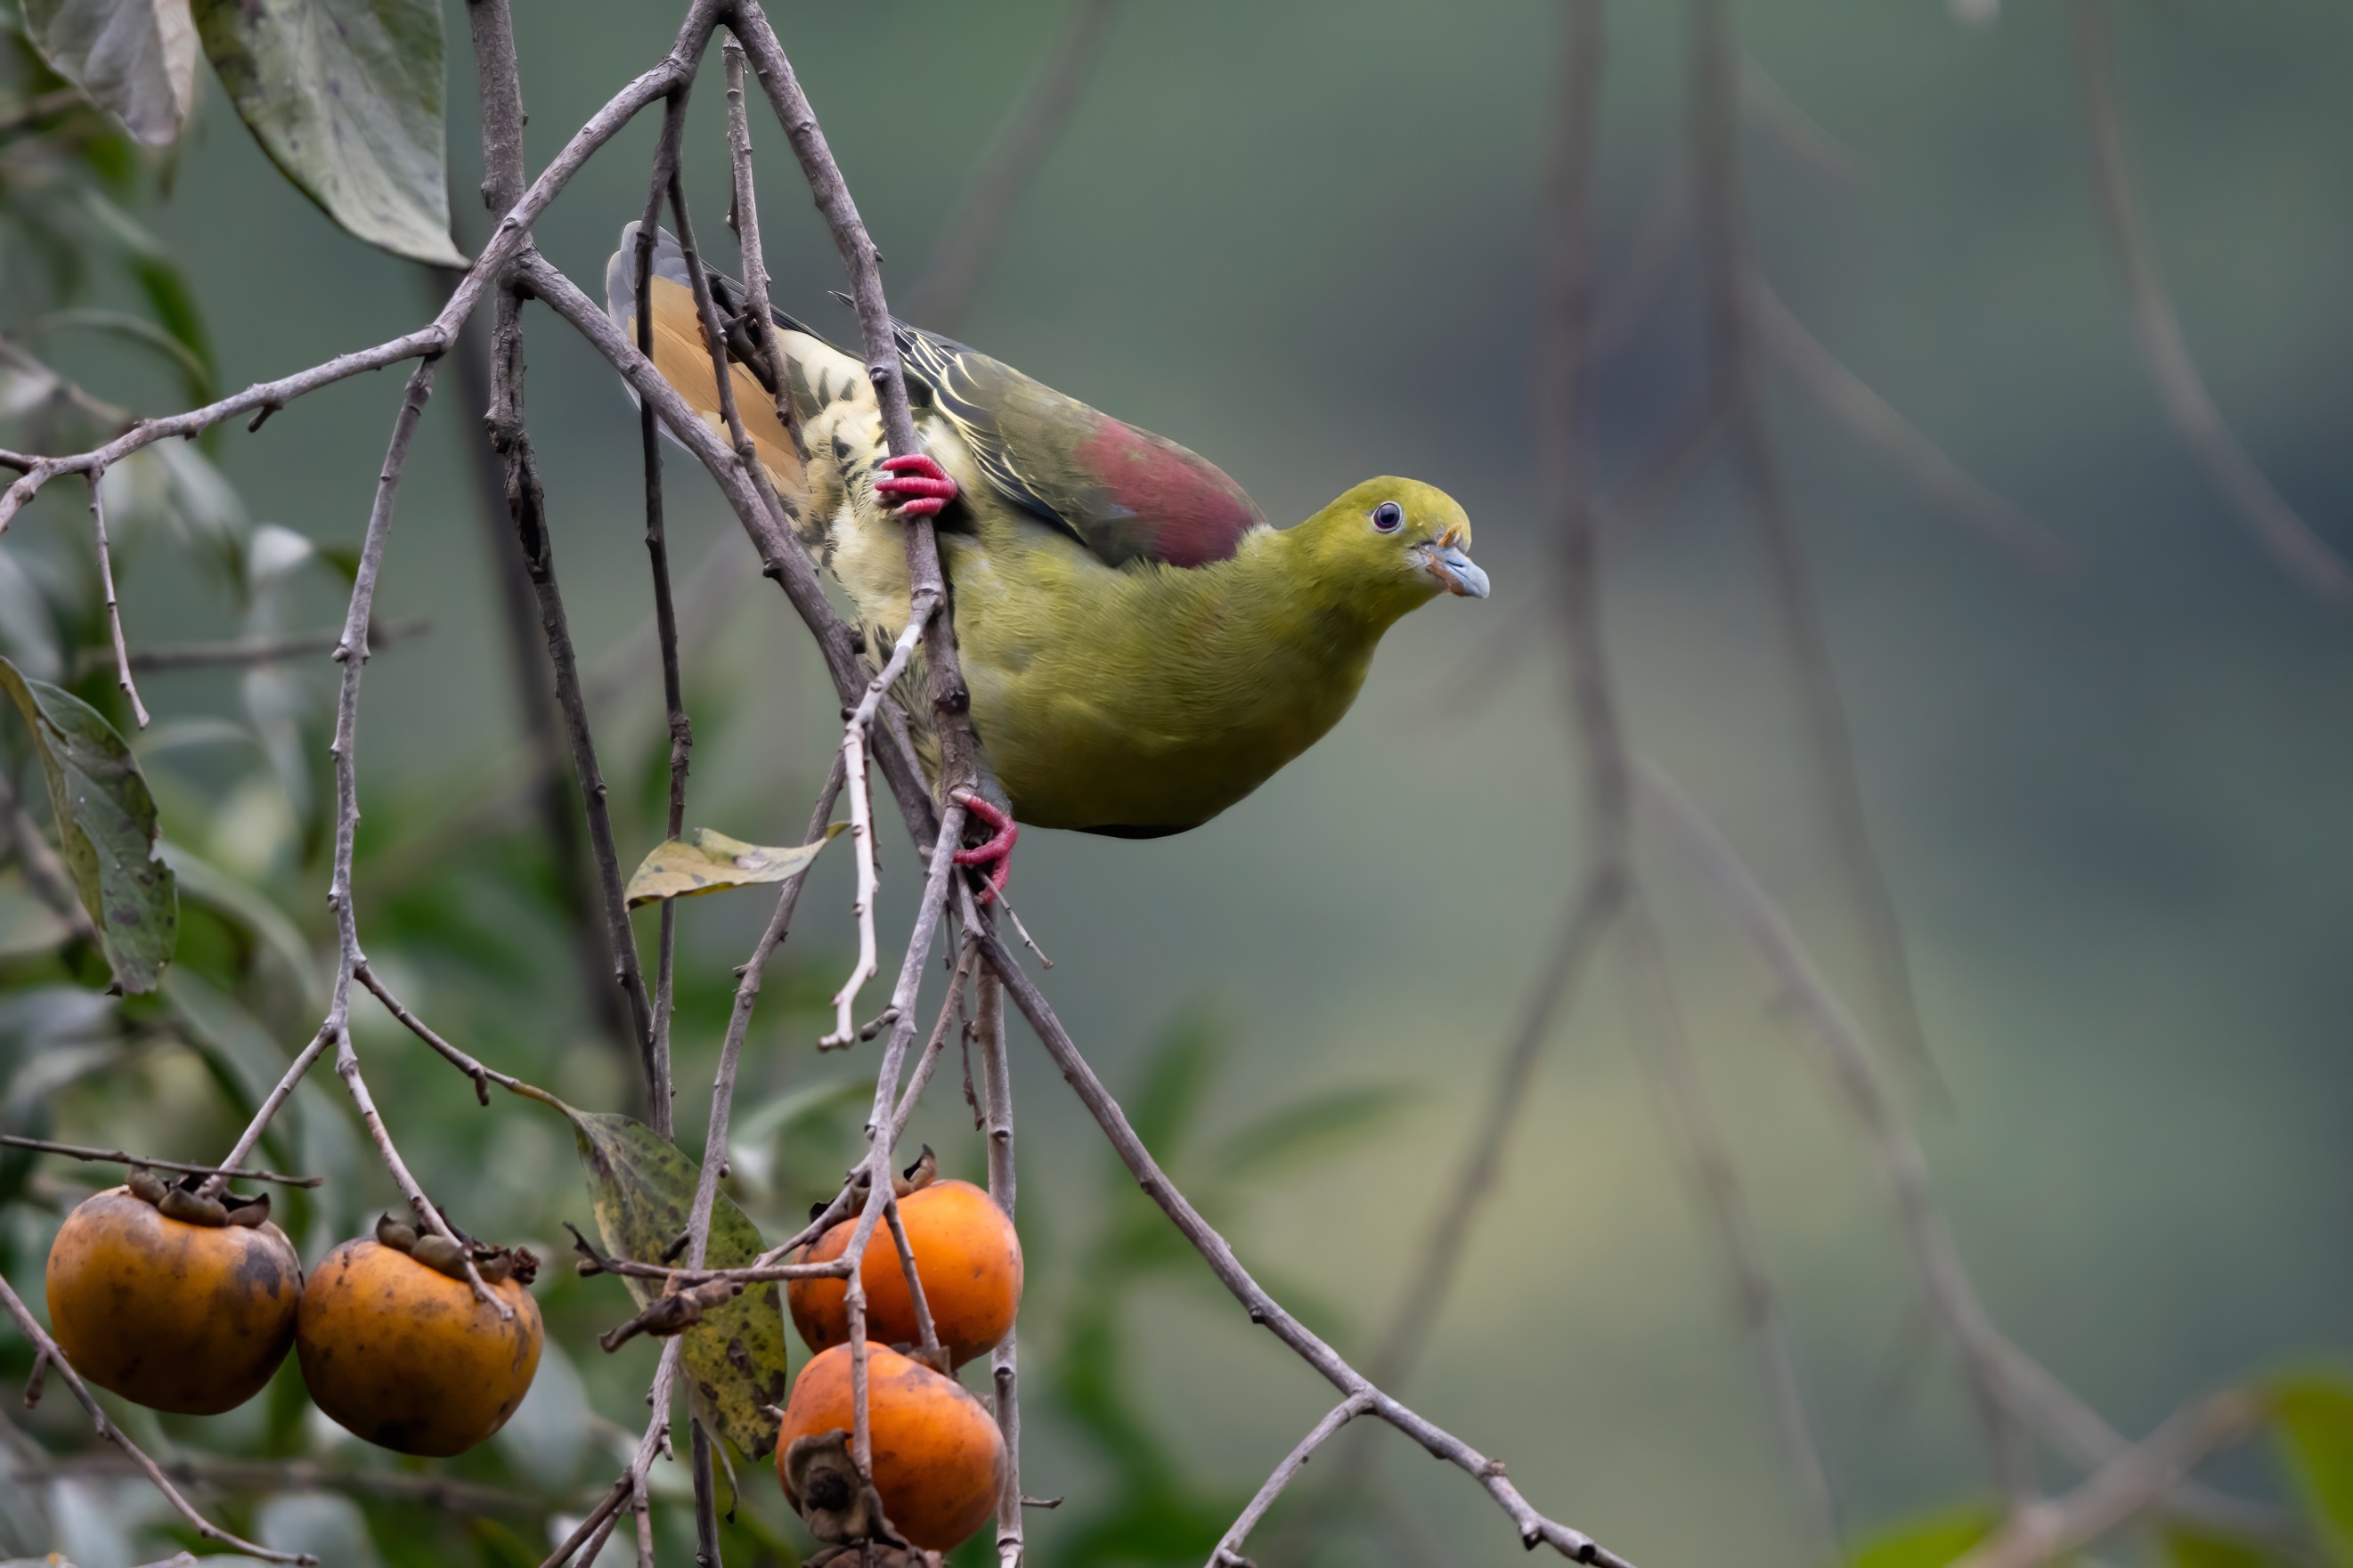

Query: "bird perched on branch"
left=606, top=223, right=1486, bottom=896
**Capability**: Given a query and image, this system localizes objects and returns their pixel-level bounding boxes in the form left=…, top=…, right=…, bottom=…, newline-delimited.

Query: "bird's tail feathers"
left=604, top=222, right=805, bottom=505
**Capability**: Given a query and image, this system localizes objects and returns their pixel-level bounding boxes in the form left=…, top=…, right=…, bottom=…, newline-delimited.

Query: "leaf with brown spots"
left=566, top=1110, right=789, bottom=1458
left=623, top=825, right=843, bottom=908
left=0, top=657, right=176, bottom=992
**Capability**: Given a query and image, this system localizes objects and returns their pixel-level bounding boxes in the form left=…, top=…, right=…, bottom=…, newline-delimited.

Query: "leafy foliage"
left=18, top=0, right=194, bottom=145
left=0, top=655, right=175, bottom=990
left=566, top=1108, right=793, bottom=1461
left=2269, top=1372, right=2353, bottom=1564
left=191, top=0, right=464, bottom=265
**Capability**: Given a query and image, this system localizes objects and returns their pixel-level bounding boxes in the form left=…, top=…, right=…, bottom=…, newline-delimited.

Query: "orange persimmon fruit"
left=787, top=1178, right=1021, bottom=1367
left=297, top=1235, right=541, bottom=1457
left=778, top=1343, right=1006, bottom=1551
left=44, top=1182, right=302, bottom=1415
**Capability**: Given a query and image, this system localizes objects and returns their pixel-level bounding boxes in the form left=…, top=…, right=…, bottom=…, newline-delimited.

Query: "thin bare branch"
left=974, top=968, right=1025, bottom=1566
left=2075, top=0, right=2348, bottom=605
left=723, top=37, right=799, bottom=445
left=982, top=928, right=1634, bottom=1567
left=0, top=764, right=94, bottom=939
left=0, top=21, right=713, bottom=532
left=539, top=1341, right=682, bottom=1568
left=1739, top=59, right=1855, bottom=183
left=353, top=961, right=543, bottom=1108
left=0, top=1272, right=313, bottom=1564
left=72, top=618, right=431, bottom=677
left=0, top=1134, right=320, bottom=1187
left=905, top=0, right=1121, bottom=331
left=1750, top=280, right=2068, bottom=572
left=731, top=5, right=984, bottom=804
left=203, top=1027, right=333, bottom=1192
left=85, top=475, right=146, bottom=727
left=822, top=598, right=940, bottom=1049
left=1953, top=1389, right=2262, bottom=1568
left=885, top=934, right=981, bottom=1151
left=1618, top=902, right=1841, bottom=1553
left=26, top=1450, right=549, bottom=1514
left=1641, top=751, right=2021, bottom=1496
left=680, top=758, right=848, bottom=1274
left=1210, top=1393, right=1376, bottom=1568
left=1688, top=0, right=1943, bottom=1117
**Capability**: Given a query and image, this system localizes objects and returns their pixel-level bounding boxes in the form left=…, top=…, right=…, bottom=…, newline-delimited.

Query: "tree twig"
left=904, top=0, right=1121, bottom=331
left=0, top=1272, right=313, bottom=1564
left=1617, top=901, right=1841, bottom=1553
left=0, top=29, right=710, bottom=532
left=821, top=598, right=940, bottom=1049
left=1750, top=280, right=2067, bottom=572
left=2075, top=0, right=2348, bottom=605
left=1688, top=0, right=1943, bottom=1117
left=1641, top=751, right=2022, bottom=1497
left=85, top=474, right=147, bottom=727
left=72, top=618, right=432, bottom=678
left=974, top=966, right=1025, bottom=1566
left=0, top=1134, right=319, bottom=1187
left=1950, top=1389, right=2261, bottom=1568
left=981, top=926, right=1635, bottom=1566
left=1211, top=1393, right=1375, bottom=1568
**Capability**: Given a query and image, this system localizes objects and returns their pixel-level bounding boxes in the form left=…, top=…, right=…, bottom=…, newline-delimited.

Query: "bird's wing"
left=893, top=323, right=1266, bottom=569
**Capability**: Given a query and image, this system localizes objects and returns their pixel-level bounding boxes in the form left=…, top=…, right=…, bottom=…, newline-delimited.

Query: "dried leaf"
left=624, top=825, right=843, bottom=908
left=0, top=658, right=176, bottom=992
left=20, top=0, right=198, bottom=146
left=568, top=1110, right=789, bottom=1458
left=191, top=0, right=465, bottom=266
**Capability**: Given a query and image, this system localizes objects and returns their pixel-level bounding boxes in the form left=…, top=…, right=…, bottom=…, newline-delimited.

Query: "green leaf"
left=0, top=873, right=71, bottom=959
left=20, top=0, right=198, bottom=146
left=25, top=307, right=215, bottom=404
left=160, top=841, right=322, bottom=1007
left=1127, top=1005, right=1229, bottom=1158
left=0, top=657, right=176, bottom=992
left=2161, top=1523, right=2279, bottom=1568
left=2269, top=1371, right=2353, bottom=1562
left=191, top=0, right=465, bottom=267
left=725, top=1075, right=873, bottom=1196
left=1213, top=1084, right=1415, bottom=1184
left=623, top=825, right=844, bottom=908
left=566, top=1110, right=790, bottom=1459
left=1848, top=1507, right=1996, bottom=1568
left=161, top=964, right=301, bottom=1162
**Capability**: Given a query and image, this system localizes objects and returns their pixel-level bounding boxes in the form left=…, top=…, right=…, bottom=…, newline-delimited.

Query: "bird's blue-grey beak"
left=1419, top=540, right=1490, bottom=600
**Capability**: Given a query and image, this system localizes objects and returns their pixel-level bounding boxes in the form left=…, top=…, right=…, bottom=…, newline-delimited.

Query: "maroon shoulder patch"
left=1073, top=416, right=1261, bottom=568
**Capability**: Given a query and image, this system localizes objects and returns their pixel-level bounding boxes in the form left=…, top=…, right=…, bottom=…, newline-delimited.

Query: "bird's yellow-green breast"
left=607, top=224, right=1489, bottom=837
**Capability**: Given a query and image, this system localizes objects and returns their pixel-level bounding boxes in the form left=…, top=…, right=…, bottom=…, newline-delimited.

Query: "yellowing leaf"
left=623, top=825, right=843, bottom=908
left=567, top=1110, right=789, bottom=1459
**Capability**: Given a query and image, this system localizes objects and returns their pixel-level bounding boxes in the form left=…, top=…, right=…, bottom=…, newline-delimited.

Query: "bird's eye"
left=1372, top=500, right=1404, bottom=533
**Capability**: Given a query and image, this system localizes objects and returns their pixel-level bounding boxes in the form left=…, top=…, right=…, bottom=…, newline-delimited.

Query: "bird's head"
left=1290, top=478, right=1487, bottom=622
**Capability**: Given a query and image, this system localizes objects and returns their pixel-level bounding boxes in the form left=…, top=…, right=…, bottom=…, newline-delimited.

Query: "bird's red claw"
left=875, top=453, right=958, bottom=519
left=949, top=792, right=1018, bottom=906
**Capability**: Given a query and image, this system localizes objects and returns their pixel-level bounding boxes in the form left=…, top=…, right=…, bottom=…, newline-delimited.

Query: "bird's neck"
left=1255, top=522, right=1429, bottom=648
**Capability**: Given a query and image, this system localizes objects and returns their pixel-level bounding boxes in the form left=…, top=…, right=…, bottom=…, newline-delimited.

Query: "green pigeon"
left=607, top=224, right=1487, bottom=896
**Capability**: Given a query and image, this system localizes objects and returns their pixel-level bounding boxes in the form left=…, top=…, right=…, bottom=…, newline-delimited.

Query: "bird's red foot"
left=875, top=453, right=958, bottom=519
left=950, top=792, right=1018, bottom=906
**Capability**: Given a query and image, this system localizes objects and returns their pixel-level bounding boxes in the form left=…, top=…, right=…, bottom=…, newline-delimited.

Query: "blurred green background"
left=1, top=0, right=2348, bottom=1564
